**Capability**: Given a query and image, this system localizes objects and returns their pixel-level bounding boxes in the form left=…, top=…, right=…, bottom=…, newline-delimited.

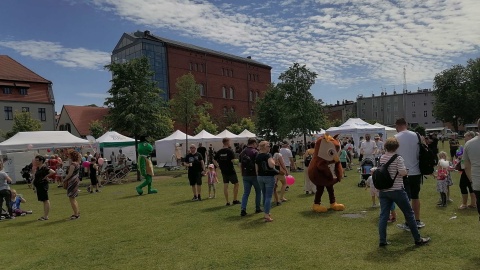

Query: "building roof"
left=120, top=31, right=272, bottom=69
left=0, top=55, right=51, bottom=83
left=63, top=105, right=109, bottom=137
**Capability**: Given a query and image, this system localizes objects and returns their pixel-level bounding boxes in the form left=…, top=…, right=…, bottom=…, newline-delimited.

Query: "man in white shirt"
left=360, top=134, right=377, bottom=161
left=280, top=141, right=295, bottom=173
left=463, top=118, right=480, bottom=222
left=394, top=118, right=425, bottom=229
left=374, top=135, right=384, bottom=166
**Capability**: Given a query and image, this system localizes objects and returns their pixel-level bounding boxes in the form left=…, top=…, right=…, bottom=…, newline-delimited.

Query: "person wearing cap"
left=183, top=144, right=205, bottom=201
left=214, top=138, right=240, bottom=206
left=394, top=118, right=425, bottom=229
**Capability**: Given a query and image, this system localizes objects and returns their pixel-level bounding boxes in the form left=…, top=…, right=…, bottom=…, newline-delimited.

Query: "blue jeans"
left=257, top=175, right=275, bottom=215
left=379, top=189, right=421, bottom=244
left=241, top=176, right=261, bottom=211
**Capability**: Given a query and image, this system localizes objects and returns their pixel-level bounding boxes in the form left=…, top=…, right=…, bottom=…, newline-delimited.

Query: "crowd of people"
left=1, top=119, right=480, bottom=248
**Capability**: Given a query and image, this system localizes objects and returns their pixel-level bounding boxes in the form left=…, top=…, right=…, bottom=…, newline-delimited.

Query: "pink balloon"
left=98, top=158, right=104, bottom=165
left=82, top=161, right=90, bottom=168
left=286, top=175, right=295, bottom=185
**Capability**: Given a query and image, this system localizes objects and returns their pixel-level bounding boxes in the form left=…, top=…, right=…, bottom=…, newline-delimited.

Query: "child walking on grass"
left=207, top=164, right=218, bottom=199
left=366, top=168, right=379, bottom=207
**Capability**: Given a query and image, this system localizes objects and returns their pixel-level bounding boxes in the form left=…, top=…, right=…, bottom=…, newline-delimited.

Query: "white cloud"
left=0, top=40, right=110, bottom=70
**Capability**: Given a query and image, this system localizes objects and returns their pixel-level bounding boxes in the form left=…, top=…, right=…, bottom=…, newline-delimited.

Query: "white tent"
left=374, top=123, right=397, bottom=139
left=326, top=118, right=385, bottom=147
left=190, top=130, right=221, bottom=143
left=154, top=130, right=195, bottom=167
left=216, top=130, right=240, bottom=139
left=96, top=131, right=137, bottom=164
left=238, top=129, right=256, bottom=138
left=0, top=131, right=91, bottom=153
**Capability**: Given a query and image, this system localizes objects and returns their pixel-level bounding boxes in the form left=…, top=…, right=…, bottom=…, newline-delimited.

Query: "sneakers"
left=396, top=223, right=410, bottom=231
left=416, top=220, right=426, bottom=228
left=285, top=186, right=290, bottom=191
left=192, top=196, right=198, bottom=201
left=255, top=209, right=263, bottom=213
left=232, top=200, right=240, bottom=205
left=415, top=237, right=431, bottom=246
left=379, top=241, right=390, bottom=247
left=225, top=202, right=231, bottom=206
left=240, top=210, right=247, bottom=216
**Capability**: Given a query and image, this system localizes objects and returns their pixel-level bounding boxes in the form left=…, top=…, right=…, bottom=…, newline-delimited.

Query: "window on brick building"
left=4, top=106, right=13, bottom=120
left=189, top=62, right=193, bottom=71
left=38, top=108, right=46, bottom=121
left=230, top=107, right=235, bottom=113
left=412, top=111, right=416, bottom=118
left=19, top=88, right=28, bottom=95
left=255, top=91, right=259, bottom=100
left=198, top=84, right=205, bottom=96
left=250, top=109, right=254, bottom=116
left=3, top=87, right=12, bottom=94
left=222, top=87, right=227, bottom=99
left=229, top=87, right=234, bottom=99
left=249, top=90, right=253, bottom=101
left=223, top=107, right=227, bottom=115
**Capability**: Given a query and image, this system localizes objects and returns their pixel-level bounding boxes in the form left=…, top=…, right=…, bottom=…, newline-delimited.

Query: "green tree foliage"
left=2, top=111, right=42, bottom=139
left=226, top=117, right=255, bottom=134
left=217, top=111, right=240, bottom=131
left=170, top=73, right=211, bottom=135
left=104, top=57, right=172, bottom=140
left=254, top=84, right=286, bottom=142
left=414, top=125, right=426, bottom=136
left=89, top=120, right=106, bottom=138
left=277, top=63, right=325, bottom=140
left=433, top=58, right=480, bottom=131
left=195, top=113, right=218, bottom=135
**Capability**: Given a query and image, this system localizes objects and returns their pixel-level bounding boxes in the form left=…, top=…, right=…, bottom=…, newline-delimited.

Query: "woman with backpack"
left=377, top=137, right=430, bottom=247
left=303, top=142, right=316, bottom=195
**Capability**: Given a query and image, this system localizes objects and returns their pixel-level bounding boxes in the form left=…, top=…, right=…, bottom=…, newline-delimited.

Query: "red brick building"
left=112, top=31, right=272, bottom=132
left=0, top=55, right=56, bottom=140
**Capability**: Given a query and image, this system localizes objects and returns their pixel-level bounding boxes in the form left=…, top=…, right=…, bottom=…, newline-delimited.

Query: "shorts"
left=35, top=182, right=49, bottom=202
left=403, top=175, right=422, bottom=200
left=341, top=162, right=347, bottom=169
left=188, top=173, right=202, bottom=186
left=90, top=176, right=98, bottom=185
left=222, top=173, right=239, bottom=184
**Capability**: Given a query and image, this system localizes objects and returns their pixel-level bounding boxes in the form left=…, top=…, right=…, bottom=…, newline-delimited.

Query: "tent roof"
left=327, top=118, right=385, bottom=134
left=96, top=131, right=135, bottom=147
left=216, top=130, right=240, bottom=138
left=0, top=131, right=91, bottom=152
left=156, top=130, right=194, bottom=142
left=374, top=123, right=397, bottom=131
left=238, top=129, right=256, bottom=138
left=190, top=130, right=221, bottom=142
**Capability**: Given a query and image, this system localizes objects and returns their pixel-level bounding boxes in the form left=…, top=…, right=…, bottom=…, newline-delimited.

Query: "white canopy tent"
left=237, top=129, right=256, bottom=138
left=96, top=131, right=137, bottom=163
left=190, top=130, right=221, bottom=143
left=326, top=118, right=385, bottom=147
left=0, top=131, right=92, bottom=183
left=154, top=130, right=195, bottom=167
left=0, top=131, right=91, bottom=153
left=374, top=123, right=397, bottom=139
left=216, top=130, right=241, bottom=139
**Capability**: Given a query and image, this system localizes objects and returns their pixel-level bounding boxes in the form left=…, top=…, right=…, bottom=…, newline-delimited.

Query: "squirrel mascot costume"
left=307, top=133, right=345, bottom=212
left=136, top=142, right=158, bottom=195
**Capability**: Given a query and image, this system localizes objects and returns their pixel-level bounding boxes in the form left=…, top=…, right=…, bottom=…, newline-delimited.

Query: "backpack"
left=416, top=133, right=436, bottom=175
left=304, top=154, right=312, bottom=167
left=240, top=150, right=256, bottom=174
left=372, top=154, right=398, bottom=190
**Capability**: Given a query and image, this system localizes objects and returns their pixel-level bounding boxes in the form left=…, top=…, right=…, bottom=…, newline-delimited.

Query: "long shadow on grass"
left=170, top=200, right=194, bottom=206
left=117, top=194, right=142, bottom=200
left=364, top=233, right=418, bottom=263
left=299, top=210, right=336, bottom=218
left=0, top=219, right=37, bottom=227
left=41, top=218, right=70, bottom=226
left=201, top=205, right=225, bottom=212
left=464, top=257, right=480, bottom=270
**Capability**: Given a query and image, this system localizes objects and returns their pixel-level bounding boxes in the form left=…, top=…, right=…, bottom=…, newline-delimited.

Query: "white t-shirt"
left=463, top=136, right=480, bottom=191
left=360, top=140, right=377, bottom=158
left=395, top=130, right=420, bottom=175
left=279, top=147, right=293, bottom=167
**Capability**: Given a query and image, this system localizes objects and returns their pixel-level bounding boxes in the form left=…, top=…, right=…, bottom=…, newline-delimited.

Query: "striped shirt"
left=379, top=152, right=406, bottom=192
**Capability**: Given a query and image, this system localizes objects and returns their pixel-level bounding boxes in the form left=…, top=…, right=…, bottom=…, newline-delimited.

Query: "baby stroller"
left=357, top=158, right=374, bottom=187
left=100, top=159, right=132, bottom=185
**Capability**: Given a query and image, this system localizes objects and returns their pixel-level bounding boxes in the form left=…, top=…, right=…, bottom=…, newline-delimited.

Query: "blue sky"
left=1, top=0, right=479, bottom=113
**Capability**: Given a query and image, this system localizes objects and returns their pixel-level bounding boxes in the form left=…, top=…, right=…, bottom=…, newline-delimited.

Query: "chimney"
left=247, top=56, right=252, bottom=59
left=144, top=30, right=151, bottom=36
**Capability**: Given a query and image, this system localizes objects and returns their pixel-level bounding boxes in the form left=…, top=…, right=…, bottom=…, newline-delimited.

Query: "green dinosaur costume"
left=136, top=142, right=157, bottom=195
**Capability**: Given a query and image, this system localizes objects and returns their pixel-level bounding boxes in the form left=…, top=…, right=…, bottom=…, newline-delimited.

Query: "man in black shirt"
left=184, top=144, right=205, bottom=201
left=197, top=143, right=207, bottom=167
left=214, top=138, right=240, bottom=206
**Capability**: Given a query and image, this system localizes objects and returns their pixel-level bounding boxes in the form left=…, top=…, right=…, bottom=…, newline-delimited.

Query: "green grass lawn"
left=2, top=142, right=479, bottom=269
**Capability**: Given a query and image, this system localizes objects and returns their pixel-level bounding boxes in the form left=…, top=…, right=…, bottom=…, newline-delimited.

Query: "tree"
left=433, top=57, right=480, bottom=131
left=414, top=125, right=426, bottom=136
left=277, top=63, right=325, bottom=146
left=254, top=84, right=286, bottom=142
left=217, top=111, right=240, bottom=131
left=104, top=57, right=173, bottom=180
left=170, top=73, right=211, bottom=151
left=195, top=113, right=218, bottom=135
left=89, top=120, right=106, bottom=138
left=1, top=111, right=42, bottom=139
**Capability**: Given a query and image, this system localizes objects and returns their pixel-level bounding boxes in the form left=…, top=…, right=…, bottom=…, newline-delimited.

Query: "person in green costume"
left=136, top=142, right=158, bottom=195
